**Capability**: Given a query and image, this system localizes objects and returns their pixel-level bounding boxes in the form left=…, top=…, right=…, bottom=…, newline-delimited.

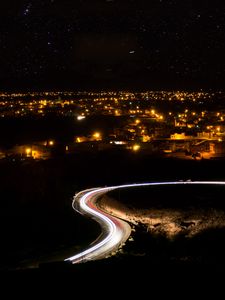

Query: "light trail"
left=65, top=181, right=225, bottom=264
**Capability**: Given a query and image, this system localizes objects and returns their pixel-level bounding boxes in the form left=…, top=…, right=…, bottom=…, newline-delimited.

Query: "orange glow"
left=93, top=132, right=100, bottom=138
left=93, top=132, right=101, bottom=140
left=132, top=144, right=140, bottom=152
left=32, top=150, right=40, bottom=159
left=26, top=148, right=31, bottom=155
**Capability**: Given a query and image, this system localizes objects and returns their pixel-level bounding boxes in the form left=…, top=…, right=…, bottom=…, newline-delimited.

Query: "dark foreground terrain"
left=3, top=257, right=225, bottom=297
left=1, top=151, right=225, bottom=295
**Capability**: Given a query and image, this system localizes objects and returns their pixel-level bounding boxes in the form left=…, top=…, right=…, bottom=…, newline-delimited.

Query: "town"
left=1, top=90, right=225, bottom=160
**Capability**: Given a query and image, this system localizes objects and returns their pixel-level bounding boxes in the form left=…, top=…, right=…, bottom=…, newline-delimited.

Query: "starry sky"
left=1, top=0, right=225, bottom=91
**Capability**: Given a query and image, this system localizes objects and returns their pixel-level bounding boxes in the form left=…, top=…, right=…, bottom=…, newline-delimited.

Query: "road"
left=65, top=181, right=225, bottom=264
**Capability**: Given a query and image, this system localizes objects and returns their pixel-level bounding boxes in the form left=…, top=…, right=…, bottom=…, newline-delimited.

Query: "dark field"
left=105, top=184, right=225, bottom=266
left=108, top=183, right=225, bottom=210
left=0, top=114, right=127, bottom=147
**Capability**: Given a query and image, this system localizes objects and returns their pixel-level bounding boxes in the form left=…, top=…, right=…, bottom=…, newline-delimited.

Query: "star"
left=23, top=3, right=32, bottom=16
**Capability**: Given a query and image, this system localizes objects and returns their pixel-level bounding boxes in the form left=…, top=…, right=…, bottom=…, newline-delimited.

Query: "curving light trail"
left=65, top=181, right=225, bottom=264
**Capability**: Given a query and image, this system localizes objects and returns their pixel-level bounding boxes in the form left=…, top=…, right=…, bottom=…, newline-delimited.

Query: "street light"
left=132, top=144, right=140, bottom=152
left=26, top=148, right=31, bottom=157
left=93, top=132, right=101, bottom=140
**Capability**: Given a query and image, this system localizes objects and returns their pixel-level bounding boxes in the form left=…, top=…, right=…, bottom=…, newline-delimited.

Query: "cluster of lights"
left=1, top=91, right=225, bottom=160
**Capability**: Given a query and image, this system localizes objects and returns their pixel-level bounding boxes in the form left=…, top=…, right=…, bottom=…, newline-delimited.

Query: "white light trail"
left=65, top=181, right=225, bottom=264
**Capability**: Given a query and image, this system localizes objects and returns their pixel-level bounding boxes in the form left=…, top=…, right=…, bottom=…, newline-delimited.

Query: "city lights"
left=26, top=148, right=31, bottom=156
left=2, top=0, right=225, bottom=277
left=93, top=132, right=101, bottom=139
left=133, top=144, right=140, bottom=152
left=77, top=115, right=86, bottom=121
left=1, top=91, right=225, bottom=160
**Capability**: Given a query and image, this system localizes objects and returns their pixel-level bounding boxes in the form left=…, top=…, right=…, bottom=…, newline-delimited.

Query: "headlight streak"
left=65, top=181, right=225, bottom=264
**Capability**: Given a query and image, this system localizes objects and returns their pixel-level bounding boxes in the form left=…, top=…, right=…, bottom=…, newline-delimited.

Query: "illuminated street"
left=65, top=187, right=131, bottom=263
left=66, top=181, right=225, bottom=264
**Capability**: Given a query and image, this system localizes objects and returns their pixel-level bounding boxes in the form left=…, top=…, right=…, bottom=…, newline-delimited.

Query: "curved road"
left=65, top=181, right=225, bottom=264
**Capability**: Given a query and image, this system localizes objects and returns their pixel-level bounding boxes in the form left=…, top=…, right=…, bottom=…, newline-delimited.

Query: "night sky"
left=1, top=0, right=225, bottom=91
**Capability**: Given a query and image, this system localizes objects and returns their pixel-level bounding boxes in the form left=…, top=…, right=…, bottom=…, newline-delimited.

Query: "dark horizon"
left=0, top=80, right=224, bottom=94
left=1, top=77, right=225, bottom=93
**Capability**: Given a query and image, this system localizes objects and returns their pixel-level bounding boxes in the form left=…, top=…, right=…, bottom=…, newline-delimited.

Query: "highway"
left=65, top=181, right=225, bottom=264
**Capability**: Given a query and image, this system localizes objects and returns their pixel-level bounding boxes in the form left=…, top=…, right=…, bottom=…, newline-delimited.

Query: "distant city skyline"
left=1, top=1, right=225, bottom=91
